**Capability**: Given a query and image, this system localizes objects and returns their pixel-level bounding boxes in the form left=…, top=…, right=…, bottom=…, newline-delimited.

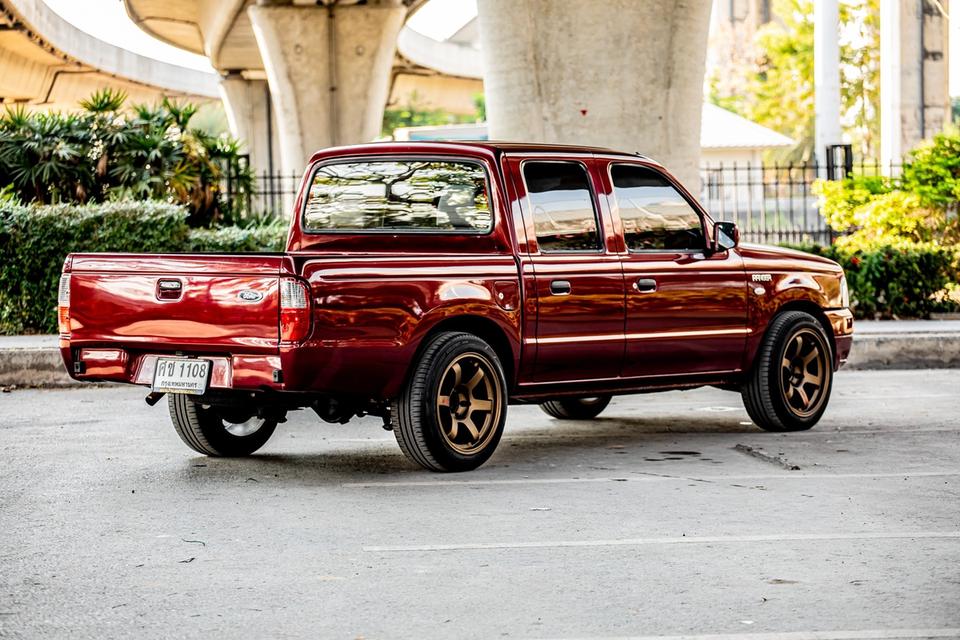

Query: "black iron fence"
left=222, top=159, right=897, bottom=247
left=699, top=159, right=896, bottom=246
left=222, top=171, right=303, bottom=222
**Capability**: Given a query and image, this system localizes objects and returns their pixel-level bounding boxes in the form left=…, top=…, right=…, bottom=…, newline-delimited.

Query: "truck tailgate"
left=67, top=254, right=285, bottom=353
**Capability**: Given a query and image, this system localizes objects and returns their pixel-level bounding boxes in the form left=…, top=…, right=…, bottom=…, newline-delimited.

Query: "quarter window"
left=523, top=161, right=601, bottom=252
left=611, top=164, right=705, bottom=251
left=303, top=160, right=491, bottom=232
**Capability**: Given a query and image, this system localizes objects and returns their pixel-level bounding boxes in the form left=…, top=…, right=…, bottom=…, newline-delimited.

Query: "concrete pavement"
left=0, top=370, right=958, bottom=638
left=3, top=321, right=960, bottom=388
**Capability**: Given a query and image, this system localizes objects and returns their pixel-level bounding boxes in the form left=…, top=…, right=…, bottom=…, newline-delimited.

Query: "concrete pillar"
left=219, top=75, right=278, bottom=178
left=814, top=0, right=842, bottom=173
left=248, top=1, right=406, bottom=174
left=881, top=0, right=951, bottom=171
left=476, top=0, right=713, bottom=188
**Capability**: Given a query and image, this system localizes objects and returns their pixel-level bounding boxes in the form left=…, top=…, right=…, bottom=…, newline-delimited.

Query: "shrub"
left=0, top=201, right=284, bottom=334
left=813, top=129, right=960, bottom=246
left=186, top=222, right=286, bottom=253
left=788, top=242, right=960, bottom=319
left=900, top=130, right=960, bottom=212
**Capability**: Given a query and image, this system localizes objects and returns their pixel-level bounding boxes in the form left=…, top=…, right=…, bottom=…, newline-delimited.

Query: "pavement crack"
left=735, top=443, right=801, bottom=470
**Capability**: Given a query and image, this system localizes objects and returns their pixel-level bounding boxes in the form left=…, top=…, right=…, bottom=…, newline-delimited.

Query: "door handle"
left=550, top=280, right=572, bottom=295
left=633, top=278, right=657, bottom=293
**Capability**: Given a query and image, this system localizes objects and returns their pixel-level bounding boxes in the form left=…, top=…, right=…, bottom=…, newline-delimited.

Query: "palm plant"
left=0, top=89, right=253, bottom=226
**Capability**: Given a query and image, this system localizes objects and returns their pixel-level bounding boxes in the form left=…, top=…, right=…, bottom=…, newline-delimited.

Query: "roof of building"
left=700, top=103, right=795, bottom=149
left=393, top=105, right=796, bottom=153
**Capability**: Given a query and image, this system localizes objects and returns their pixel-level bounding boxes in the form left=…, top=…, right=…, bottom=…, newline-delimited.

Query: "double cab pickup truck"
left=58, top=141, right=854, bottom=472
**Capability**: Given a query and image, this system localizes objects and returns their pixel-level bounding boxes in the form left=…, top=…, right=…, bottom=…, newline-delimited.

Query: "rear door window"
left=523, top=161, right=601, bottom=252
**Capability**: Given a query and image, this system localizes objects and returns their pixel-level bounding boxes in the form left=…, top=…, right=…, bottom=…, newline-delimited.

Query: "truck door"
left=507, top=155, right=626, bottom=383
left=600, top=160, right=748, bottom=378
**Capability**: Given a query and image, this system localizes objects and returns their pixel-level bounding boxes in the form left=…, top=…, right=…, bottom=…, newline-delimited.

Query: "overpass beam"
left=248, top=2, right=405, bottom=174
left=219, top=75, right=278, bottom=178
left=477, top=0, right=713, bottom=187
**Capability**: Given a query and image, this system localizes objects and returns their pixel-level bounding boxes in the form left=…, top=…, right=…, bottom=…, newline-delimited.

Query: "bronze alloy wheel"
left=778, top=327, right=829, bottom=418
left=435, top=352, right=503, bottom=455
left=742, top=310, right=833, bottom=432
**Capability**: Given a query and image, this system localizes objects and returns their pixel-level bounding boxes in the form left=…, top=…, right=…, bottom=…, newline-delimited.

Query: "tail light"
left=57, top=274, right=71, bottom=336
left=279, top=277, right=311, bottom=342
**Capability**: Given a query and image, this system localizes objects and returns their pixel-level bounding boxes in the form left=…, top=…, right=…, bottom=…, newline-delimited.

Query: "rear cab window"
left=302, top=159, right=492, bottom=233
left=609, top=163, right=705, bottom=251
left=522, top=161, right=601, bottom=252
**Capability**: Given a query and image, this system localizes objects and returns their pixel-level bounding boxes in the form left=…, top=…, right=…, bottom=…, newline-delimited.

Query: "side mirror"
left=713, top=221, right=739, bottom=252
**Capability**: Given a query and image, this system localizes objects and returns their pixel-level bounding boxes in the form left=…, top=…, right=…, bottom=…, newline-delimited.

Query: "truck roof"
left=307, top=140, right=657, bottom=165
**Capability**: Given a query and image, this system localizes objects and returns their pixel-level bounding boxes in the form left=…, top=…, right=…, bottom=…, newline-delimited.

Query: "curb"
left=844, top=332, right=960, bottom=370
left=0, top=345, right=74, bottom=388
left=2, top=332, right=959, bottom=388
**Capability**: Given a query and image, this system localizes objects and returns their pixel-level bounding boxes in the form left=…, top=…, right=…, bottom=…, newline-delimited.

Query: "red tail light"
left=279, top=278, right=311, bottom=342
left=57, top=274, right=71, bottom=336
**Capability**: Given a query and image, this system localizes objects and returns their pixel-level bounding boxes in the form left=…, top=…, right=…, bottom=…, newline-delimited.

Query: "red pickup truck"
left=58, top=141, right=853, bottom=472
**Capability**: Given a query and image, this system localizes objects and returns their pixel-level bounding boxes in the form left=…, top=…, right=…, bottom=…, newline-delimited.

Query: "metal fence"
left=222, top=159, right=896, bottom=247
left=698, top=159, right=895, bottom=246
left=224, top=171, right=303, bottom=222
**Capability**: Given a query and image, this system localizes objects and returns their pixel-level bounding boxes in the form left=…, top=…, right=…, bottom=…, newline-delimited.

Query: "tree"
left=708, top=0, right=880, bottom=162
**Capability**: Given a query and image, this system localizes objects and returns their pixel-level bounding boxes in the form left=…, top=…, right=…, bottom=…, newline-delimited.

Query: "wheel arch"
left=413, top=315, right=518, bottom=390
left=773, top=300, right=837, bottom=363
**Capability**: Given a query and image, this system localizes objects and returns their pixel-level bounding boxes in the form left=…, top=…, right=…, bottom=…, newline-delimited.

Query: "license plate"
left=152, top=358, right=211, bottom=395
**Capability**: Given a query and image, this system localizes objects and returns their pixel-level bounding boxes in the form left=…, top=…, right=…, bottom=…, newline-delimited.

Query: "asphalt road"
left=1, top=370, right=959, bottom=640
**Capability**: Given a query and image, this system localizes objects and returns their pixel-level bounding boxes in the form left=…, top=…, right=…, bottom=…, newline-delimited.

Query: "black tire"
left=168, top=394, right=277, bottom=456
left=540, top=396, right=612, bottom=420
left=741, top=310, right=834, bottom=432
left=391, top=332, right=508, bottom=472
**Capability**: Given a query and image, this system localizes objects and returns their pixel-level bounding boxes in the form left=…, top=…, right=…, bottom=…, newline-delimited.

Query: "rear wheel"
left=741, top=311, right=833, bottom=432
left=392, top=332, right=507, bottom=472
left=540, top=396, right=612, bottom=420
left=168, top=394, right=277, bottom=456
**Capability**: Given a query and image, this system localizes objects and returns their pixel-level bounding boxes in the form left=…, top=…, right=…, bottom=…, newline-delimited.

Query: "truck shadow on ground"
left=177, top=413, right=764, bottom=482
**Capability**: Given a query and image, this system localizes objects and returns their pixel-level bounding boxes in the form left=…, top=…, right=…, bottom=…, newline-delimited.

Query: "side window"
left=523, top=161, right=601, bottom=252
left=610, top=164, right=705, bottom=251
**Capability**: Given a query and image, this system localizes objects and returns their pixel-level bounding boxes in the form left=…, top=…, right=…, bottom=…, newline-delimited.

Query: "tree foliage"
left=0, top=89, right=252, bottom=227
left=382, top=91, right=482, bottom=137
left=708, top=0, right=880, bottom=161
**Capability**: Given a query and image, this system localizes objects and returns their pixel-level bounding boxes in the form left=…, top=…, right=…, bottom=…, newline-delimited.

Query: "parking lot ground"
left=1, top=370, right=959, bottom=639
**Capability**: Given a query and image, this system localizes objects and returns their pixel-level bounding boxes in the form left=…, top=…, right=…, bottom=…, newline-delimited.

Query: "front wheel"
left=540, top=396, right=611, bottom=420
left=741, top=311, right=834, bottom=432
left=168, top=395, right=277, bottom=456
left=392, top=332, right=508, bottom=472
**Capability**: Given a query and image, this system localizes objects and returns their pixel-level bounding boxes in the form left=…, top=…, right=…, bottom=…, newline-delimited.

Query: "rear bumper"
left=825, top=308, right=854, bottom=369
left=61, top=341, right=283, bottom=391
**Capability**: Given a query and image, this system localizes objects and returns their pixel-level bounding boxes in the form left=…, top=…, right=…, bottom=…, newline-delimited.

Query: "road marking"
left=364, top=531, right=960, bottom=553
left=531, top=629, right=960, bottom=640
left=343, top=471, right=960, bottom=489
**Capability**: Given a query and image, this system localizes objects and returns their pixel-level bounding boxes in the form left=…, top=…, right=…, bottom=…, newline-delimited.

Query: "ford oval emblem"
left=238, top=289, right=264, bottom=303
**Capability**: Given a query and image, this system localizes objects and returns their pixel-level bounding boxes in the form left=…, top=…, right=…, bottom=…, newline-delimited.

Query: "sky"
left=41, top=0, right=960, bottom=97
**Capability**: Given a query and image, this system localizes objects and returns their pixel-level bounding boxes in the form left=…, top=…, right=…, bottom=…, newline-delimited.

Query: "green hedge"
left=0, top=201, right=286, bottom=334
left=185, top=224, right=286, bottom=253
left=787, top=243, right=960, bottom=319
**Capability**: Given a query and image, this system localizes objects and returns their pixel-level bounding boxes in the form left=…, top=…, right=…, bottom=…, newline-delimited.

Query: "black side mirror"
left=713, top=221, right=739, bottom=252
